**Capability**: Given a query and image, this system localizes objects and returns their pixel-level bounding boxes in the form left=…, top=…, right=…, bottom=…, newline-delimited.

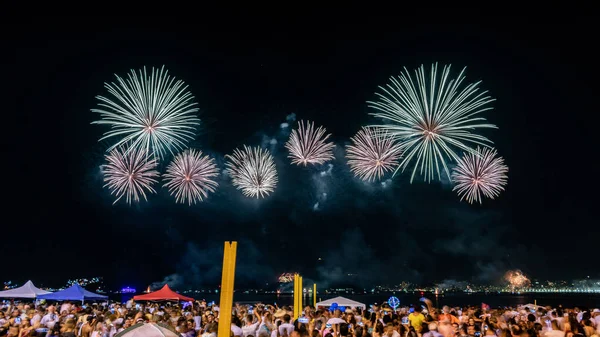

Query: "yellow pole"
left=313, top=283, right=317, bottom=307
left=294, top=274, right=303, bottom=319
left=299, top=276, right=303, bottom=316
left=293, top=274, right=298, bottom=319
left=218, top=242, right=237, bottom=337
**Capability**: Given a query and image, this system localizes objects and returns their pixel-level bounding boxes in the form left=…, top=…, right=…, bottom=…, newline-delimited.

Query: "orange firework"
left=504, top=270, right=530, bottom=290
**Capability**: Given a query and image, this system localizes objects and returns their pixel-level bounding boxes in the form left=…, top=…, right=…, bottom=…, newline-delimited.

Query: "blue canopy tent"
left=37, top=284, right=107, bottom=303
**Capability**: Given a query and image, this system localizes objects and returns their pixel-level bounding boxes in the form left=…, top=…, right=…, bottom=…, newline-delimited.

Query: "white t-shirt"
left=279, top=323, right=294, bottom=336
left=242, top=322, right=259, bottom=337
left=194, top=316, right=202, bottom=331
left=40, top=313, right=58, bottom=328
left=543, top=330, right=564, bottom=337
left=231, top=324, right=243, bottom=337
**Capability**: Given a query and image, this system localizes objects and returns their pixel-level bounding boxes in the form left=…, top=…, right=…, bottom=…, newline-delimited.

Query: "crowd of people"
left=0, top=298, right=599, bottom=337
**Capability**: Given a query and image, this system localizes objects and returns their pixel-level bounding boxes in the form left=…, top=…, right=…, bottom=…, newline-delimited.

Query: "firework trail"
left=452, top=147, right=508, bottom=204
left=162, top=149, right=219, bottom=205
left=102, top=145, right=159, bottom=205
left=368, top=63, right=496, bottom=183
left=504, top=270, right=530, bottom=291
left=346, top=127, right=402, bottom=182
left=92, top=66, right=200, bottom=159
left=285, top=120, right=335, bottom=166
left=225, top=145, right=278, bottom=198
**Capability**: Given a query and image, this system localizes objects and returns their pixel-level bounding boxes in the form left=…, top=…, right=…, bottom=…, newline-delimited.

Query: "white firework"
left=163, top=149, right=219, bottom=205
left=92, top=66, right=200, bottom=159
left=225, top=145, right=278, bottom=198
left=102, top=145, right=159, bottom=205
left=452, top=147, right=508, bottom=204
left=285, top=120, right=335, bottom=165
left=346, top=127, right=402, bottom=181
left=369, top=63, right=496, bottom=182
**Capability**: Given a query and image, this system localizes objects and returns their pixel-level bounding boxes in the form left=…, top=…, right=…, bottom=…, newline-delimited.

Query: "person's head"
left=429, top=323, right=438, bottom=331
left=376, top=322, right=384, bottom=334
left=339, top=324, right=349, bottom=337
left=443, top=306, right=450, bottom=314
left=283, top=314, right=291, bottom=323
left=452, top=323, right=459, bottom=333
left=467, top=325, right=476, bottom=336
left=385, top=323, right=395, bottom=336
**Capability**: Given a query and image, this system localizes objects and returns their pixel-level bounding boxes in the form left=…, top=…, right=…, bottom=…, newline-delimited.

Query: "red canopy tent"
left=133, top=285, right=194, bottom=302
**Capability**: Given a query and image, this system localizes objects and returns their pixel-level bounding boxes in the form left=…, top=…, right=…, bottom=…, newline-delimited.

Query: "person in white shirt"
left=193, top=310, right=202, bottom=333
left=592, top=309, right=600, bottom=333
left=30, top=308, right=43, bottom=327
left=231, top=316, right=244, bottom=337
left=242, top=313, right=261, bottom=337
left=279, top=314, right=294, bottom=336
left=543, top=320, right=564, bottom=337
left=60, top=302, right=72, bottom=315
left=40, top=306, right=59, bottom=328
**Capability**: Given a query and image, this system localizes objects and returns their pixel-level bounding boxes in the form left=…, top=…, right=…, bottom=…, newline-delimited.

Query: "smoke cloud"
left=152, top=239, right=274, bottom=290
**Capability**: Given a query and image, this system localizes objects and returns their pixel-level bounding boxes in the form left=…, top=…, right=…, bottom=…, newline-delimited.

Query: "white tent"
left=0, top=280, right=51, bottom=299
left=316, top=296, right=366, bottom=309
left=115, top=323, right=179, bottom=337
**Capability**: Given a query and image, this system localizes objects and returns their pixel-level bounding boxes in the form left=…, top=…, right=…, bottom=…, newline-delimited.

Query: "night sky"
left=4, top=19, right=598, bottom=291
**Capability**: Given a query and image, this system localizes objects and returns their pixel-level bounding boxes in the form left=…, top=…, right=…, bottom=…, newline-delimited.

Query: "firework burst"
left=452, top=147, right=508, bottom=204
left=368, top=63, right=496, bottom=182
left=162, top=149, right=219, bottom=205
left=102, top=146, right=159, bottom=205
left=92, top=66, right=200, bottom=159
left=225, top=145, right=278, bottom=198
left=504, top=270, right=531, bottom=291
left=346, top=127, right=402, bottom=181
left=285, top=120, right=335, bottom=166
